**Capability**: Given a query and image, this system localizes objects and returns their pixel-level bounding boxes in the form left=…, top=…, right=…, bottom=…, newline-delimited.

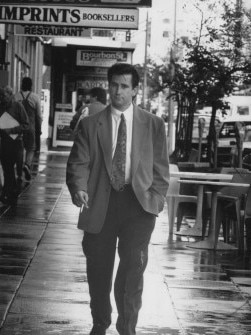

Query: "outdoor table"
left=177, top=162, right=210, bottom=171
left=171, top=172, right=233, bottom=237
left=170, top=171, right=233, bottom=181
left=178, top=179, right=249, bottom=250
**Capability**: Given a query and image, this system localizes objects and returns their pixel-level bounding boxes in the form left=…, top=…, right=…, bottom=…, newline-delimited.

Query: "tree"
left=135, top=58, right=169, bottom=110
left=160, top=0, right=251, bottom=163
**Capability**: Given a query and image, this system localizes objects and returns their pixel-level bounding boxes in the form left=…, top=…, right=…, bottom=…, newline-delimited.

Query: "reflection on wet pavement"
left=0, top=146, right=251, bottom=334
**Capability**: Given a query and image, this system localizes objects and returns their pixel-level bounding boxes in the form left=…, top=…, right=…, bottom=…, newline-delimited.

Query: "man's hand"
left=73, top=190, right=89, bottom=209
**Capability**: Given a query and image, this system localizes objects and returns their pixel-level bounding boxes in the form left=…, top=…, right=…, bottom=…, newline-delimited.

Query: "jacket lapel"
left=97, top=105, right=148, bottom=180
left=131, top=105, right=148, bottom=177
left=97, top=107, right=113, bottom=177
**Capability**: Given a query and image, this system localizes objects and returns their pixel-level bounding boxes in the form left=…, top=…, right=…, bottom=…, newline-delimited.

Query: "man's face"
left=109, top=74, right=138, bottom=111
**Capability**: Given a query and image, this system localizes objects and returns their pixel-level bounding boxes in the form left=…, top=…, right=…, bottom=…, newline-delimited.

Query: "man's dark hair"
left=90, top=87, right=107, bottom=105
left=21, top=77, right=32, bottom=91
left=107, top=63, right=140, bottom=88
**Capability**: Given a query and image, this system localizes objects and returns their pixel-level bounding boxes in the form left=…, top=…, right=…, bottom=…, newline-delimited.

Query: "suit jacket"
left=66, top=104, right=169, bottom=233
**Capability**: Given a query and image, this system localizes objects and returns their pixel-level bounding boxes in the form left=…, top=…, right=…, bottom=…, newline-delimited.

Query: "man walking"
left=70, top=87, right=107, bottom=133
left=66, top=63, right=169, bottom=335
left=88, top=87, right=107, bottom=116
left=15, top=77, right=42, bottom=181
left=0, top=86, right=29, bottom=204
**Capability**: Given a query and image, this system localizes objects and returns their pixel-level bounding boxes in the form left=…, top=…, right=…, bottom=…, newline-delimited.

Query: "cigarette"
left=80, top=202, right=88, bottom=212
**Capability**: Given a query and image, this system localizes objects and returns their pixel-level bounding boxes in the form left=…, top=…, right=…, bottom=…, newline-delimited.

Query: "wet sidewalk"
left=0, top=146, right=251, bottom=334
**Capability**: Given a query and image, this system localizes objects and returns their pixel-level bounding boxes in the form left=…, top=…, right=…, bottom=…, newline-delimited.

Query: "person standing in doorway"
left=66, top=63, right=169, bottom=335
left=15, top=77, right=42, bottom=181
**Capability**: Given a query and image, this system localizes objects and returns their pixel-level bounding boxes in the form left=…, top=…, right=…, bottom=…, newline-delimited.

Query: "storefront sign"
left=15, top=24, right=92, bottom=37
left=92, top=28, right=114, bottom=38
left=55, top=103, right=73, bottom=109
left=52, top=111, right=74, bottom=147
left=76, top=49, right=132, bottom=67
left=77, top=79, right=108, bottom=90
left=0, top=6, right=139, bottom=29
left=2, top=0, right=151, bottom=7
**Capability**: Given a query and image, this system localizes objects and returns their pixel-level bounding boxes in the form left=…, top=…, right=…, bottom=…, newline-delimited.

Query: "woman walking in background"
left=0, top=86, right=29, bottom=205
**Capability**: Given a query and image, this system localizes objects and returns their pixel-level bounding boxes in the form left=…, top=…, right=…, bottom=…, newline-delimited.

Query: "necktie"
left=111, top=113, right=127, bottom=191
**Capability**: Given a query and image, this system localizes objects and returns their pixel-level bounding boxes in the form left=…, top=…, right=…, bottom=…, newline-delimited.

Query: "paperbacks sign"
left=1, top=0, right=152, bottom=7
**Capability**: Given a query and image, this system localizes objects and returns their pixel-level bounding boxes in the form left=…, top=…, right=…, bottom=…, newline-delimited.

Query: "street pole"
left=168, top=0, right=177, bottom=153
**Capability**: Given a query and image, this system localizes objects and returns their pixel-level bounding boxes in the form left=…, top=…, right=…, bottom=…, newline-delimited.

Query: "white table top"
left=177, top=162, right=210, bottom=168
left=178, top=179, right=249, bottom=188
left=170, top=171, right=233, bottom=181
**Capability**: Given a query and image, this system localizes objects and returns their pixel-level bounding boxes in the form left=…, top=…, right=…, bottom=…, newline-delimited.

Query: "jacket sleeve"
left=150, top=118, right=169, bottom=197
left=70, top=111, right=81, bottom=130
left=35, top=95, right=43, bottom=124
left=66, top=118, right=91, bottom=200
left=7, top=102, right=30, bottom=134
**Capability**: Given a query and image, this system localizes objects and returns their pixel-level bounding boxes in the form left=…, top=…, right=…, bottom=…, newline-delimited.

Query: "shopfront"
left=0, top=0, right=151, bottom=147
left=50, top=44, right=135, bottom=147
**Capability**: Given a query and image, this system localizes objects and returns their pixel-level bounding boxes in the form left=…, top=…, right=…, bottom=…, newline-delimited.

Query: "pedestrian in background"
left=15, top=77, right=42, bottom=181
left=88, top=87, right=107, bottom=116
left=70, top=87, right=107, bottom=134
left=67, top=63, right=169, bottom=335
left=0, top=86, right=29, bottom=205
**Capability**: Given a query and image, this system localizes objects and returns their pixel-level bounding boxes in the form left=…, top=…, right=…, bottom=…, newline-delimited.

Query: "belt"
left=111, top=184, right=132, bottom=192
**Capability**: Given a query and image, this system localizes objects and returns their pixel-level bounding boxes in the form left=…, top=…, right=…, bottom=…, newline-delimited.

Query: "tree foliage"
left=135, top=58, right=168, bottom=101
left=159, top=0, right=251, bottom=162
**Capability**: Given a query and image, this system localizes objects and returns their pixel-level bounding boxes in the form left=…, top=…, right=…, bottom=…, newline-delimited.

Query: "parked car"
left=217, top=116, right=251, bottom=167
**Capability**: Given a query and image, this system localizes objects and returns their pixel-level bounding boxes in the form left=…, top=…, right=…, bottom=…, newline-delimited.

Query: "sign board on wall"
left=55, top=103, right=72, bottom=109
left=76, top=79, right=108, bottom=90
left=76, top=49, right=132, bottom=67
left=15, top=24, right=92, bottom=37
left=2, top=0, right=151, bottom=7
left=52, top=111, right=74, bottom=147
left=0, top=6, right=139, bottom=29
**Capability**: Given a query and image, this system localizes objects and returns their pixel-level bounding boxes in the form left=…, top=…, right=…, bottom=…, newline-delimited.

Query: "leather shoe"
left=89, top=325, right=106, bottom=335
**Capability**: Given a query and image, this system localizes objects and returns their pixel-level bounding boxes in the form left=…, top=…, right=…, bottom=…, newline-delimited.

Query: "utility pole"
left=168, top=0, right=177, bottom=153
left=142, top=11, right=149, bottom=109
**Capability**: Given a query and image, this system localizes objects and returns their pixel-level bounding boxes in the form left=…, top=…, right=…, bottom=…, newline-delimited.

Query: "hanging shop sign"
left=1, top=0, right=151, bottom=8
left=76, top=49, right=132, bottom=67
left=92, top=28, right=114, bottom=38
left=0, top=6, right=139, bottom=29
left=15, top=24, right=92, bottom=37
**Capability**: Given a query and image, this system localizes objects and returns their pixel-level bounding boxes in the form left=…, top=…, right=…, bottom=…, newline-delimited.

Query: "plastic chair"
left=166, top=164, right=197, bottom=234
left=214, top=169, right=251, bottom=250
left=243, top=188, right=251, bottom=251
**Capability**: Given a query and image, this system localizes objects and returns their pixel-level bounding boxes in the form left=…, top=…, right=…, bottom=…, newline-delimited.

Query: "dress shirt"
left=111, top=104, right=133, bottom=184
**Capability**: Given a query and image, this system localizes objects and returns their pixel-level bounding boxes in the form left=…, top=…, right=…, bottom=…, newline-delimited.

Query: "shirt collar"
left=111, top=103, right=133, bottom=121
